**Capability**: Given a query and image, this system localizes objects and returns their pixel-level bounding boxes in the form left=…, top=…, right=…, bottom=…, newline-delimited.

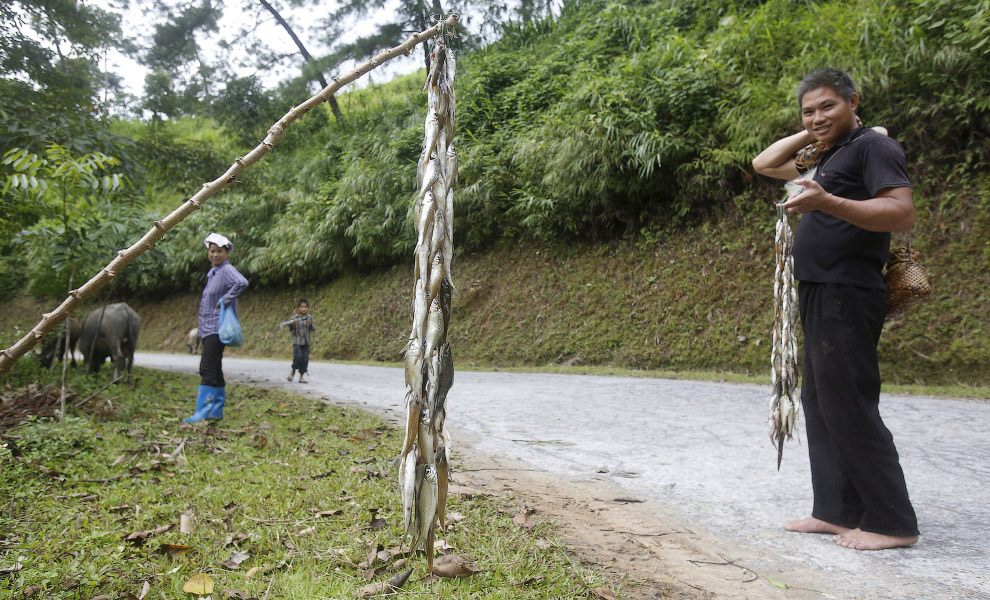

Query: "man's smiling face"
left=801, top=86, right=859, bottom=148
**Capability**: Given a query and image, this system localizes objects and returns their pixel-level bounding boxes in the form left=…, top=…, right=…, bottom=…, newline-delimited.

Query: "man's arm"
left=752, top=130, right=816, bottom=181
left=781, top=182, right=915, bottom=232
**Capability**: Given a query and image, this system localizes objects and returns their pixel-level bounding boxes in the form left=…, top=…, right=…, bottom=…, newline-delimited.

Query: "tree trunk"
left=257, top=0, right=342, bottom=121
left=0, top=14, right=460, bottom=375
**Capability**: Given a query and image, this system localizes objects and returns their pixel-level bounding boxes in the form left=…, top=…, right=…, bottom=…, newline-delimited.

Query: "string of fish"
left=396, top=31, right=457, bottom=574
left=769, top=195, right=800, bottom=470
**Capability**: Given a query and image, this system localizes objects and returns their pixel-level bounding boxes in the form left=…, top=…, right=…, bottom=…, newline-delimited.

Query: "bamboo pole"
left=0, top=14, right=459, bottom=376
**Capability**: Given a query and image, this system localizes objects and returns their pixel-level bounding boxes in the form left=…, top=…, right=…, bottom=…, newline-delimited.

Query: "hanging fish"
left=423, top=297, right=444, bottom=359
left=410, top=281, right=428, bottom=343
left=431, top=342, right=454, bottom=431
left=428, top=252, right=445, bottom=304
left=410, top=464, right=438, bottom=554
left=436, top=450, right=449, bottom=530
left=399, top=390, right=422, bottom=458
left=400, top=445, right=418, bottom=545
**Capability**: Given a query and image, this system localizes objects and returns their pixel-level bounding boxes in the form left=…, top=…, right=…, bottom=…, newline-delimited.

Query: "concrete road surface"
left=138, top=352, right=988, bottom=600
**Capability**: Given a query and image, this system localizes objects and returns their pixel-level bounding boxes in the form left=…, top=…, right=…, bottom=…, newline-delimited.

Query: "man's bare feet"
left=784, top=517, right=851, bottom=535
left=833, top=529, right=918, bottom=550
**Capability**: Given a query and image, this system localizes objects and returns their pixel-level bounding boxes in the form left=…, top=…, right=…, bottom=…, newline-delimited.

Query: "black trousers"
left=292, top=344, right=310, bottom=375
left=199, top=333, right=226, bottom=387
left=798, top=282, right=918, bottom=536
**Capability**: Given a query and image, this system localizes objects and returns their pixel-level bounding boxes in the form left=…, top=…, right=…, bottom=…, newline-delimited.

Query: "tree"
left=0, top=0, right=130, bottom=152
left=0, top=145, right=159, bottom=298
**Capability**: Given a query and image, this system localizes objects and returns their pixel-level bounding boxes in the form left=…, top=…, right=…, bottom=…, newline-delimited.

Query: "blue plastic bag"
left=217, top=300, right=243, bottom=347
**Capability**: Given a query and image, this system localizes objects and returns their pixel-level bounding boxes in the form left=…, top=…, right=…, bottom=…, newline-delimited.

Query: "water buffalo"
left=79, top=302, right=140, bottom=381
left=37, top=317, right=81, bottom=368
left=185, top=327, right=200, bottom=354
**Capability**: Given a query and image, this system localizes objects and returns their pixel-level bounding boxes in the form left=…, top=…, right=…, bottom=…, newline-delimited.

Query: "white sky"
left=95, top=0, right=435, bottom=99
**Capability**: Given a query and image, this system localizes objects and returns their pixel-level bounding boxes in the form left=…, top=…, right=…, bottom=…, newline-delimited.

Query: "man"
left=752, top=68, right=919, bottom=550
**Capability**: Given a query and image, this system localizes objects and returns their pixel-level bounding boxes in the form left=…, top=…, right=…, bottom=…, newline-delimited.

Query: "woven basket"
left=885, top=246, right=931, bottom=318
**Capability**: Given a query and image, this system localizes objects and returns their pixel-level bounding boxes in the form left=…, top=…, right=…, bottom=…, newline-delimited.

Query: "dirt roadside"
left=448, top=446, right=824, bottom=600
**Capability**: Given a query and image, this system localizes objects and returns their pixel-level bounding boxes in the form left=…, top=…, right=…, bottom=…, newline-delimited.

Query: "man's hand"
left=782, top=182, right=914, bottom=232
left=781, top=178, right=834, bottom=215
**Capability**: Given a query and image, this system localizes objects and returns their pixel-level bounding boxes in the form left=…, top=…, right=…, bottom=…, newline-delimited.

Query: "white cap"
left=204, top=232, right=233, bottom=250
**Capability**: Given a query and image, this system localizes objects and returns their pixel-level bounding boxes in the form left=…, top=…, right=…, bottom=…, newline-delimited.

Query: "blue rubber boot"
left=183, top=385, right=218, bottom=423
left=205, top=387, right=226, bottom=421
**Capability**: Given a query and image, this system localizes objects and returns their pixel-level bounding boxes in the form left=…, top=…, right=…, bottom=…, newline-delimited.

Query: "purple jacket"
left=198, top=261, right=248, bottom=337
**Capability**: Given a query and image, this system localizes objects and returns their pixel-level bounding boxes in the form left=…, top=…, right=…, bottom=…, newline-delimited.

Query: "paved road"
left=138, top=352, right=988, bottom=600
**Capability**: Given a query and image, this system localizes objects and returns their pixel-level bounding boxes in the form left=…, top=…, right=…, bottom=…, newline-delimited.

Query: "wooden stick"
left=0, top=14, right=459, bottom=375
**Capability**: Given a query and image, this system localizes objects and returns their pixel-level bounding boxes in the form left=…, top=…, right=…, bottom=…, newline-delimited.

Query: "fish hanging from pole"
left=397, top=22, right=457, bottom=574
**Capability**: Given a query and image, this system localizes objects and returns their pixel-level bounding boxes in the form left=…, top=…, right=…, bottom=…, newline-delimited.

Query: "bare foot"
left=833, top=529, right=918, bottom=550
left=784, top=517, right=851, bottom=535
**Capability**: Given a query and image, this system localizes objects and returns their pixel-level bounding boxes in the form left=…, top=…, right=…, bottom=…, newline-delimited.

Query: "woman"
left=184, top=232, right=249, bottom=422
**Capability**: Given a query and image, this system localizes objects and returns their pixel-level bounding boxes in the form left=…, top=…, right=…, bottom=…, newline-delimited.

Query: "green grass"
left=0, top=364, right=608, bottom=598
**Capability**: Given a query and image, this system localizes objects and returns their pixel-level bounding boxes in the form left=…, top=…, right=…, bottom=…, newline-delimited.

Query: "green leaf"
left=766, top=576, right=787, bottom=589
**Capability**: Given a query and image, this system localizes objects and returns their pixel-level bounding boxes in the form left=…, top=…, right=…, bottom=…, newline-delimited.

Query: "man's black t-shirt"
left=791, top=127, right=911, bottom=290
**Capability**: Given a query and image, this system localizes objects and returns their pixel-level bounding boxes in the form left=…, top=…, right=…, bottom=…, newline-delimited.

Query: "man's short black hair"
left=797, top=68, right=857, bottom=106
left=297, top=299, right=309, bottom=307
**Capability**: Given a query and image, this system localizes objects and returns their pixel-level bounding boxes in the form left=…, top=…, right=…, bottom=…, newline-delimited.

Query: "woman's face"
left=208, top=244, right=229, bottom=266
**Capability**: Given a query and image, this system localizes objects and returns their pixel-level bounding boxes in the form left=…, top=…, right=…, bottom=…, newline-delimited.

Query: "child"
left=285, top=299, right=315, bottom=383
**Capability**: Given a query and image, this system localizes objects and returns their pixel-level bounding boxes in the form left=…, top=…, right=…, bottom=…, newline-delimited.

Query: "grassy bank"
left=0, top=363, right=616, bottom=598
left=2, top=206, right=988, bottom=392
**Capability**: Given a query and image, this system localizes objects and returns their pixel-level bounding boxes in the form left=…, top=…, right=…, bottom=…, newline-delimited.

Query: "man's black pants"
left=199, top=333, right=226, bottom=387
left=799, top=281, right=918, bottom=536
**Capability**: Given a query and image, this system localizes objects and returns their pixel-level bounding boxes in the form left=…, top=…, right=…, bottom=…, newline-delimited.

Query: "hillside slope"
left=3, top=207, right=986, bottom=387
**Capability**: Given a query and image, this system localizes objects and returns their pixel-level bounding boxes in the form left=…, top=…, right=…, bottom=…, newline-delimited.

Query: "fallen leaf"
left=590, top=587, right=619, bottom=600
left=431, top=555, right=480, bottom=578
left=519, top=574, right=546, bottom=585
left=337, top=495, right=355, bottom=502
left=157, top=543, right=192, bottom=558
left=108, top=504, right=132, bottom=513
left=124, top=524, right=173, bottom=545
left=512, top=511, right=536, bottom=530
left=389, top=568, right=413, bottom=588
left=23, top=585, right=42, bottom=596
left=446, top=512, right=465, bottom=524
left=296, top=526, right=316, bottom=536
left=311, top=470, right=335, bottom=479
left=220, top=550, right=250, bottom=570
left=362, top=564, right=387, bottom=580
left=364, top=543, right=384, bottom=569
left=766, top=576, right=788, bottom=589
left=354, top=567, right=413, bottom=597
left=182, top=573, right=214, bottom=594
left=138, top=581, right=150, bottom=599
left=223, top=589, right=250, bottom=599
left=257, top=436, right=267, bottom=449
left=317, top=509, right=343, bottom=518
